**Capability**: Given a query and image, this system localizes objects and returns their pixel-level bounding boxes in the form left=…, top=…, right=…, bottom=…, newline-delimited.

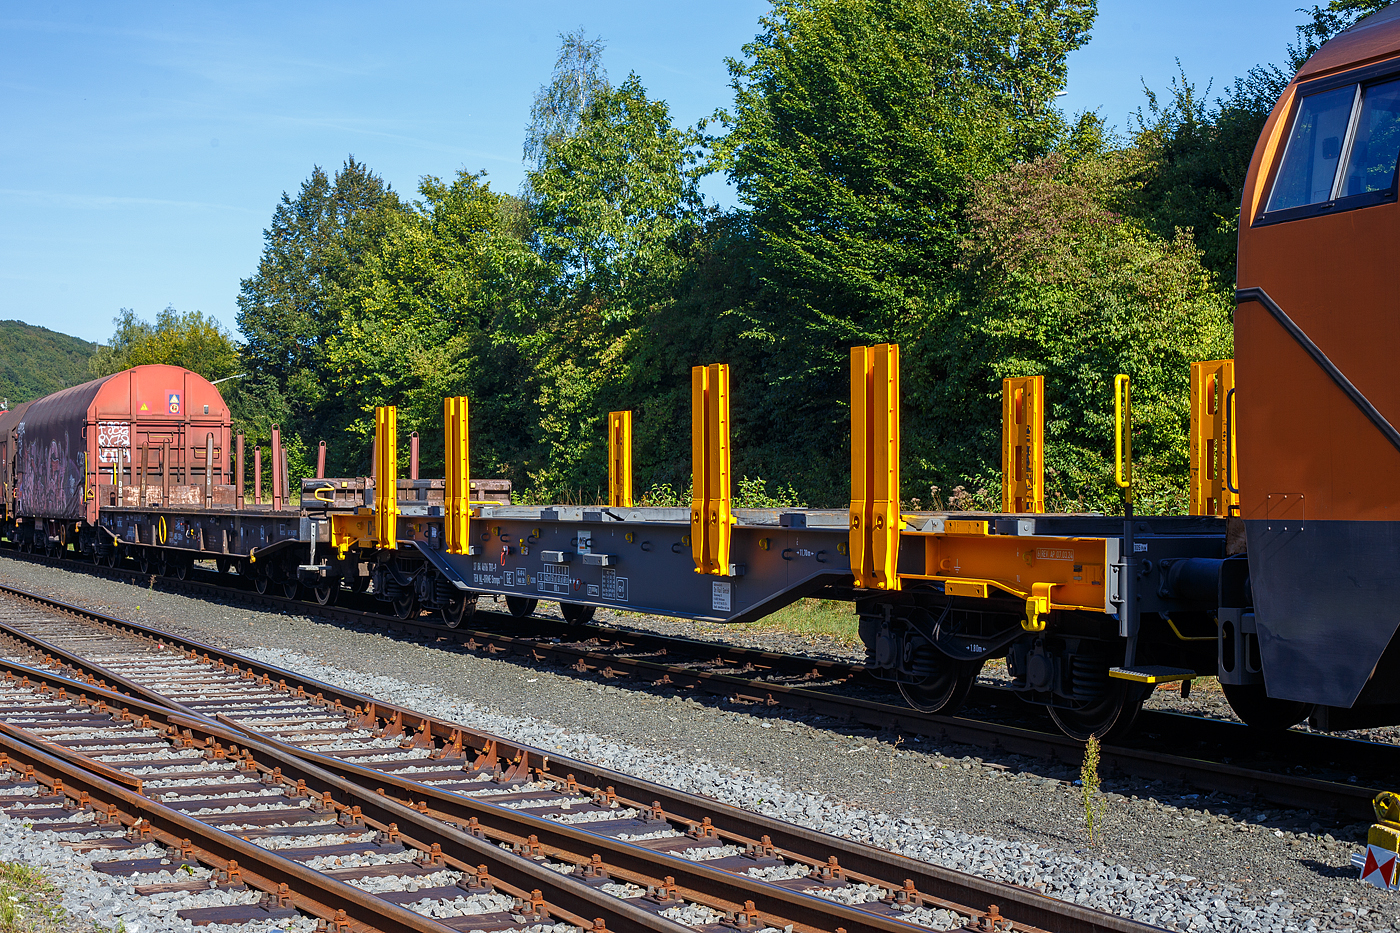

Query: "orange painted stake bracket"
left=850, top=344, right=900, bottom=591
left=374, top=406, right=398, bottom=550
left=444, top=397, right=470, bottom=554
left=1189, top=360, right=1239, bottom=517
left=1001, top=376, right=1044, bottom=514
left=608, top=411, right=633, bottom=508
left=690, top=365, right=731, bottom=576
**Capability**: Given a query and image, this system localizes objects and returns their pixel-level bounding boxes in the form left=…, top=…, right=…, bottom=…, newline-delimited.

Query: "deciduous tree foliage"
left=953, top=153, right=1232, bottom=512
left=107, top=2, right=1370, bottom=510
left=520, top=73, right=705, bottom=499
left=706, top=0, right=1096, bottom=503
left=328, top=171, right=546, bottom=483
left=235, top=157, right=405, bottom=476
left=90, top=307, right=240, bottom=383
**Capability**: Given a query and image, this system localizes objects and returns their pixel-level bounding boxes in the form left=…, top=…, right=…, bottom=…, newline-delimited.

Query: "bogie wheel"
left=505, top=596, right=538, bottom=619
left=170, top=559, right=189, bottom=581
left=351, top=573, right=370, bottom=594
left=253, top=572, right=270, bottom=595
left=92, top=548, right=104, bottom=568
left=897, top=657, right=984, bottom=714
left=135, top=549, right=150, bottom=573
left=392, top=591, right=418, bottom=620
left=104, top=547, right=118, bottom=568
left=151, top=551, right=169, bottom=577
left=560, top=602, right=596, bottom=624
left=1048, top=681, right=1150, bottom=743
left=281, top=579, right=299, bottom=600
left=312, top=581, right=339, bottom=606
left=442, top=593, right=477, bottom=628
left=215, top=557, right=231, bottom=575
left=1221, top=683, right=1312, bottom=731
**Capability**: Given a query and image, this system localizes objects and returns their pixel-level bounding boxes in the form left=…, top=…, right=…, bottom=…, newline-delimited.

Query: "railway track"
left=0, top=582, right=1167, bottom=933
left=2, top=548, right=1389, bottom=824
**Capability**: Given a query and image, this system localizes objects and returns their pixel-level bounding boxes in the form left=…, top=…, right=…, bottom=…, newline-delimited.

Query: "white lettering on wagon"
left=538, top=565, right=572, bottom=595
left=602, top=569, right=628, bottom=602
left=712, top=581, right=731, bottom=612
left=1035, top=548, right=1074, bottom=561
left=97, top=422, right=130, bottom=463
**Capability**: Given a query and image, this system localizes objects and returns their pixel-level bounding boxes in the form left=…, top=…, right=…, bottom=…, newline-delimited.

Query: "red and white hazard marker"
left=1362, top=844, right=1398, bottom=890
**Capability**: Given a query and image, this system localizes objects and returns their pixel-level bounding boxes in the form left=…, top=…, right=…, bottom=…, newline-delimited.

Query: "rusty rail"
left=0, top=580, right=1169, bottom=933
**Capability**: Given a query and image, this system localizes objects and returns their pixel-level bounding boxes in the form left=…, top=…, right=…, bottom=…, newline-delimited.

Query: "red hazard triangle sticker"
left=1363, top=844, right=1397, bottom=889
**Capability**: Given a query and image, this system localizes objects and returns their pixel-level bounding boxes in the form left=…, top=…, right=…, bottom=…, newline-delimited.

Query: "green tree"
left=949, top=152, right=1233, bottom=512
left=523, top=29, right=609, bottom=171
left=236, top=157, right=405, bottom=475
left=713, top=0, right=1095, bottom=503
left=328, top=171, right=547, bottom=481
left=90, top=307, right=241, bottom=382
left=520, top=69, right=705, bottom=498
left=1128, top=66, right=1287, bottom=287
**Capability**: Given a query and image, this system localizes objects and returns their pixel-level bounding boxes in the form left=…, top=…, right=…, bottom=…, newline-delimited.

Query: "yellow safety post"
left=1114, top=375, right=1132, bottom=497
left=1001, top=376, right=1044, bottom=514
left=1366, top=792, right=1400, bottom=889
left=374, top=406, right=398, bottom=550
left=690, top=364, right=731, bottom=575
left=849, top=344, right=901, bottom=591
left=444, top=397, right=469, bottom=554
left=608, top=411, right=633, bottom=508
left=1189, top=360, right=1239, bottom=517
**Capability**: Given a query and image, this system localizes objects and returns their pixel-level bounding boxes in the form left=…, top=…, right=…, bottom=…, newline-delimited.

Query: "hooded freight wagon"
left=11, top=365, right=231, bottom=551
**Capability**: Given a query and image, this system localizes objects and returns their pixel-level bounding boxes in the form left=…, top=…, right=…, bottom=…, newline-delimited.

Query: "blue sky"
left=1, top=1, right=1304, bottom=343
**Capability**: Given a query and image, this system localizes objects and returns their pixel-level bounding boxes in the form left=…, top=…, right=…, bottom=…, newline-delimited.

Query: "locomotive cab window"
left=1260, top=75, right=1400, bottom=223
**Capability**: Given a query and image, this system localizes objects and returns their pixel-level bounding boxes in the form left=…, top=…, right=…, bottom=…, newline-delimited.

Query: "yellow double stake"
left=691, top=365, right=731, bottom=575
left=608, top=411, right=633, bottom=508
left=1001, top=376, right=1044, bottom=513
left=444, top=397, right=470, bottom=554
left=1189, top=360, right=1238, bottom=517
left=374, top=406, right=398, bottom=550
left=850, top=344, right=901, bottom=591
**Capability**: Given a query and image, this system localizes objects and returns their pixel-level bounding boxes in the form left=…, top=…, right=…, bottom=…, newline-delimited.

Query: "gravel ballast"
left=0, top=557, right=1395, bottom=931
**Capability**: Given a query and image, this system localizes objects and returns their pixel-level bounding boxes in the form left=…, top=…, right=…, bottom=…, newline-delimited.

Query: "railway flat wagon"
left=6, top=7, right=1400, bottom=745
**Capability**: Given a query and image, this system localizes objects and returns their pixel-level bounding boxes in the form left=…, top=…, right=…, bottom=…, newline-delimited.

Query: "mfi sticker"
left=168, top=392, right=180, bottom=414
left=712, top=581, right=731, bottom=612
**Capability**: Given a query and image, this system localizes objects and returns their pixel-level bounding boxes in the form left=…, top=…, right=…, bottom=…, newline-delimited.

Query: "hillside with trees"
left=0, top=320, right=95, bottom=405
left=88, top=0, right=1394, bottom=513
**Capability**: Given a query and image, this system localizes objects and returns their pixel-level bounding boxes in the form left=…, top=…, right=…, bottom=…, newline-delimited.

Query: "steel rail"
left=0, top=638, right=1065, bottom=933
left=206, top=716, right=984, bottom=933
left=0, top=637, right=980, bottom=933
left=0, top=581, right=1169, bottom=933
left=0, top=658, right=693, bottom=933
left=0, top=721, right=461, bottom=933
left=3, top=553, right=1392, bottom=822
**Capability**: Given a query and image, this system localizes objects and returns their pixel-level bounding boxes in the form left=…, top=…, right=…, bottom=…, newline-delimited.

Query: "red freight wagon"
left=0, top=401, right=33, bottom=525
left=15, top=365, right=231, bottom=528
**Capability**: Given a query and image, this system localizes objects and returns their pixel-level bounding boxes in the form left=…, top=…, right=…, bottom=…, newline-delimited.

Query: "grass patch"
left=748, top=598, right=861, bottom=644
left=0, top=861, right=67, bottom=933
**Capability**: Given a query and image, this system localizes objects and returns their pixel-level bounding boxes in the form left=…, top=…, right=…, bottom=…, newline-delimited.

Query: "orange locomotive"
left=1236, top=5, right=1400, bottom=729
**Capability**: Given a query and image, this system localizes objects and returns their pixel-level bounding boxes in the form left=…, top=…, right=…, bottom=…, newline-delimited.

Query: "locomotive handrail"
left=1224, top=387, right=1239, bottom=495
left=1236, top=286, right=1400, bottom=455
